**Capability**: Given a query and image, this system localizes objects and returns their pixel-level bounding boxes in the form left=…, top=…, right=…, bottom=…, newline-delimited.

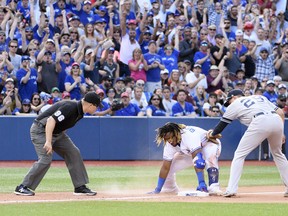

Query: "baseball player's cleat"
left=208, top=184, right=223, bottom=196
left=161, top=186, right=179, bottom=194
left=222, top=191, right=236, bottom=197
left=14, top=185, right=35, bottom=196
left=73, top=185, right=97, bottom=196
left=284, top=190, right=288, bottom=197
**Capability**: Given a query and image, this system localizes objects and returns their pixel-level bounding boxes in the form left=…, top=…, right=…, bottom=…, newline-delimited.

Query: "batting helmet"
left=223, top=89, right=244, bottom=107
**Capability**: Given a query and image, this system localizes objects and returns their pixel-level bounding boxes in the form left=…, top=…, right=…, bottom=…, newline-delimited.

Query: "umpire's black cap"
left=84, top=92, right=101, bottom=107
left=223, top=89, right=244, bottom=107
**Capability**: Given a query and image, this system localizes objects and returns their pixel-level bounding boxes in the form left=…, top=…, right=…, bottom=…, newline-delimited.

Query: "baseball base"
left=177, top=190, right=209, bottom=197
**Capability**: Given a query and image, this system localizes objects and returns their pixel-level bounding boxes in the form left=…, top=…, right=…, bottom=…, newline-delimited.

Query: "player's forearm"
left=212, top=120, right=229, bottom=136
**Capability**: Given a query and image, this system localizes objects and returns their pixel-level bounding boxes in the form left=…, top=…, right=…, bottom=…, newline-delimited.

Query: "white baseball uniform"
left=221, top=95, right=288, bottom=194
left=161, top=126, right=222, bottom=193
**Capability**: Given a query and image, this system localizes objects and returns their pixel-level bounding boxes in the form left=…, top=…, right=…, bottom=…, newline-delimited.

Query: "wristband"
left=155, top=177, right=166, bottom=192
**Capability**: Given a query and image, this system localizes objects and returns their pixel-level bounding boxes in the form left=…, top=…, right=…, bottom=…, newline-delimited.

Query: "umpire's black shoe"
left=14, top=185, right=35, bottom=196
left=73, top=185, right=97, bottom=196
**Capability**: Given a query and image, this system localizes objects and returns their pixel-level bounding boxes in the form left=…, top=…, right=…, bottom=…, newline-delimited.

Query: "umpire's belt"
left=253, top=111, right=277, bottom=118
left=34, top=120, right=45, bottom=128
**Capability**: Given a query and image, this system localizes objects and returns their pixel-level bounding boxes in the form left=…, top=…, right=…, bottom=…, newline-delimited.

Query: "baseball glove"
left=111, top=99, right=124, bottom=111
left=206, top=129, right=222, bottom=144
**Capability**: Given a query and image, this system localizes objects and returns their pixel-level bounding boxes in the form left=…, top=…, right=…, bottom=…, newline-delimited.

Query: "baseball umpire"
left=208, top=89, right=288, bottom=197
left=14, top=92, right=101, bottom=196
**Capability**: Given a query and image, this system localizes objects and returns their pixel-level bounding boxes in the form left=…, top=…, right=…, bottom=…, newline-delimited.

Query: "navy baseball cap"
left=22, top=98, right=31, bottom=105
left=25, top=27, right=33, bottom=32
left=99, top=5, right=107, bottom=12
left=21, top=56, right=31, bottom=62
left=116, top=77, right=125, bottom=83
left=224, top=89, right=244, bottom=107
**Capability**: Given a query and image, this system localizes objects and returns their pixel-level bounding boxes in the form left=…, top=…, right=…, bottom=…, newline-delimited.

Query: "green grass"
left=1, top=202, right=288, bottom=216
left=0, top=164, right=286, bottom=216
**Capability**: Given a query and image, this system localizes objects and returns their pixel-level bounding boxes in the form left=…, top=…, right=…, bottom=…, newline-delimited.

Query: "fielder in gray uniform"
left=14, top=92, right=101, bottom=196
left=209, top=89, right=288, bottom=197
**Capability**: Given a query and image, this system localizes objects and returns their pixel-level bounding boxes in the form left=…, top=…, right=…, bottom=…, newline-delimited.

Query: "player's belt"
left=253, top=111, right=277, bottom=118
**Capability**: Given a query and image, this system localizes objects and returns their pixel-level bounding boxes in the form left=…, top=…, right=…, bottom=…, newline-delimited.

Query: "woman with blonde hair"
left=27, top=43, right=38, bottom=69
left=64, top=62, right=86, bottom=100
left=178, top=61, right=189, bottom=81
left=167, top=69, right=181, bottom=94
left=128, top=48, right=148, bottom=82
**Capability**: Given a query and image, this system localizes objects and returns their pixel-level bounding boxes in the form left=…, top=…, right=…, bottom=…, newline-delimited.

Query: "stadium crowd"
left=0, top=0, right=288, bottom=117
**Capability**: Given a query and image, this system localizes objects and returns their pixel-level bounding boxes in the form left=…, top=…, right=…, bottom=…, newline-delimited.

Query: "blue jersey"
left=66, top=3, right=81, bottom=16
left=53, top=2, right=67, bottom=15
left=158, top=48, right=179, bottom=74
left=16, top=68, right=38, bottom=101
left=79, top=10, right=94, bottom=26
left=115, top=103, right=140, bottom=116
left=263, top=91, right=278, bottom=105
left=144, top=53, right=163, bottom=82
left=140, top=40, right=149, bottom=54
left=17, top=3, right=30, bottom=21
left=146, top=105, right=166, bottom=116
left=33, top=24, right=54, bottom=43
left=172, top=102, right=195, bottom=117
left=194, top=51, right=211, bottom=76
left=59, top=59, right=74, bottom=92
left=64, top=75, right=85, bottom=100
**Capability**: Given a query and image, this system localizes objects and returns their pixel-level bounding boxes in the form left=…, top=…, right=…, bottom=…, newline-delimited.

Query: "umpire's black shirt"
left=35, top=100, right=84, bottom=134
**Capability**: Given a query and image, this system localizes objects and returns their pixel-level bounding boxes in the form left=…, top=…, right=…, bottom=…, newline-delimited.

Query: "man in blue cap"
left=16, top=56, right=40, bottom=100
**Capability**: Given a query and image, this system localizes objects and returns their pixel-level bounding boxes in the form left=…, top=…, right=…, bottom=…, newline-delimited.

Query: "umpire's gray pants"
left=22, top=123, right=89, bottom=190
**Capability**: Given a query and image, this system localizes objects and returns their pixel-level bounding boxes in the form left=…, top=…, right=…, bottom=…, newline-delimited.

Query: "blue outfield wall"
left=0, top=116, right=287, bottom=161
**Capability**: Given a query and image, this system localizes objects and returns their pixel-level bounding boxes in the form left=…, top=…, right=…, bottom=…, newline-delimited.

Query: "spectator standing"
left=144, top=40, right=165, bottom=93
left=254, top=47, right=276, bottom=81
left=128, top=48, right=148, bottom=82
left=100, top=47, right=120, bottom=80
left=8, top=40, right=21, bottom=77
left=16, top=56, right=40, bottom=101
left=37, top=35, right=61, bottom=94
left=211, top=34, right=230, bottom=66
left=193, top=41, right=215, bottom=76
left=64, top=62, right=87, bottom=100
left=103, top=87, right=116, bottom=106
left=275, top=48, right=288, bottom=85
left=178, top=26, right=198, bottom=64
left=119, top=9, right=140, bottom=77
